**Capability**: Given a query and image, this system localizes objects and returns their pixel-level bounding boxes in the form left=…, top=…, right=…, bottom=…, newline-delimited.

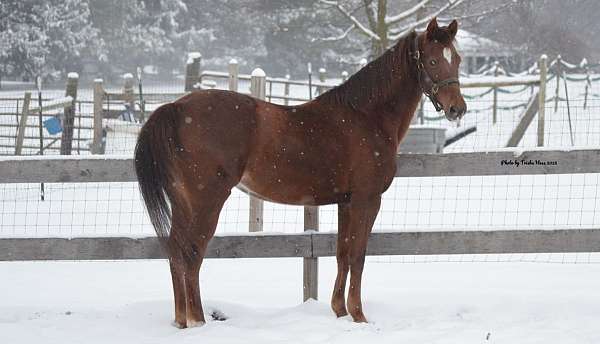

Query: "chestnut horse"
left=135, top=18, right=466, bottom=328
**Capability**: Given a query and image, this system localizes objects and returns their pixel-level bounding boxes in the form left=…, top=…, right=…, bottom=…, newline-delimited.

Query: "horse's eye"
left=430, top=59, right=437, bottom=66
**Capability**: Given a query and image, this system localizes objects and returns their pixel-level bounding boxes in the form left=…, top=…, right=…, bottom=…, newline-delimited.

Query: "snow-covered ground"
left=1, top=257, right=599, bottom=344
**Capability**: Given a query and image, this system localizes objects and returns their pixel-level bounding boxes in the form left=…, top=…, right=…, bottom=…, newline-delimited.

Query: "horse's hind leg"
left=180, top=188, right=231, bottom=327
left=167, top=207, right=194, bottom=328
left=168, top=239, right=187, bottom=328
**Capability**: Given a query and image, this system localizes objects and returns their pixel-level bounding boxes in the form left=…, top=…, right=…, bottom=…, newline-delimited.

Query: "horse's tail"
left=134, top=102, right=180, bottom=245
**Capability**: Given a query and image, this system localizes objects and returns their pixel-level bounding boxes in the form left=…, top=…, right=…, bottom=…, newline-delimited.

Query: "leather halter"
left=411, top=35, right=460, bottom=112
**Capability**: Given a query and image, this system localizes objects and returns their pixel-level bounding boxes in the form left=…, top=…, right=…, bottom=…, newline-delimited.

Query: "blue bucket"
left=43, top=116, right=63, bottom=135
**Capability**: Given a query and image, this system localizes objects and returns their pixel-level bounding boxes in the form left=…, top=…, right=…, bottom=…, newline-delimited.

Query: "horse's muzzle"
left=445, top=105, right=466, bottom=121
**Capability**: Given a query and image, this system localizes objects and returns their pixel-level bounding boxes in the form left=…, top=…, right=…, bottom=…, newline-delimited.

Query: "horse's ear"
left=447, top=20, right=458, bottom=39
left=426, top=17, right=439, bottom=39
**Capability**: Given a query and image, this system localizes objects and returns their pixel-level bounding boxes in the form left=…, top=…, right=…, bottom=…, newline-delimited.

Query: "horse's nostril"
left=449, top=106, right=458, bottom=114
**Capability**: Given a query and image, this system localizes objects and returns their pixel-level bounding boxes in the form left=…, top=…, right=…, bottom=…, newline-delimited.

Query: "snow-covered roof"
left=455, top=30, right=515, bottom=57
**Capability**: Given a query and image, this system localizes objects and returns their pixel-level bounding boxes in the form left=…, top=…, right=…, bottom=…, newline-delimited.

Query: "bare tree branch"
left=437, top=1, right=513, bottom=22
left=319, top=0, right=381, bottom=41
left=362, top=0, right=378, bottom=32
left=388, top=0, right=466, bottom=41
left=312, top=24, right=356, bottom=42
left=385, top=0, right=432, bottom=25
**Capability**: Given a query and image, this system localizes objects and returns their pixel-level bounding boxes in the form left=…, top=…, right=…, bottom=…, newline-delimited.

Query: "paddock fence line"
left=1, top=148, right=599, bottom=301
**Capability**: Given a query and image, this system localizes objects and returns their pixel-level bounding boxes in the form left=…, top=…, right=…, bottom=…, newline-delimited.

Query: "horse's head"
left=414, top=18, right=466, bottom=121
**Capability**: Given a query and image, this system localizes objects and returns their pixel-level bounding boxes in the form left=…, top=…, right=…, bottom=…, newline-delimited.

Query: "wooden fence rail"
left=2, top=229, right=600, bottom=261
left=0, top=150, right=599, bottom=300
left=1, top=148, right=598, bottom=184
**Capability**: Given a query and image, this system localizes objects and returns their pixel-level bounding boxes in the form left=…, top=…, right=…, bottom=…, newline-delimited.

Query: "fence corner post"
left=60, top=72, right=79, bottom=155
left=185, top=52, right=202, bottom=92
left=249, top=68, right=266, bottom=232
left=303, top=205, right=319, bottom=301
left=92, top=78, right=105, bottom=154
left=341, top=71, right=349, bottom=83
left=228, top=58, right=239, bottom=92
left=284, top=74, right=291, bottom=106
left=317, top=68, right=327, bottom=96
left=537, top=54, right=547, bottom=147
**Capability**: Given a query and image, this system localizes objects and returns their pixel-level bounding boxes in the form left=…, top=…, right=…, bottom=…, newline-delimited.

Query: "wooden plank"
left=1, top=229, right=598, bottom=261
left=395, top=149, right=600, bottom=177
left=1, top=148, right=599, bottom=184
left=207, top=233, right=311, bottom=258
left=14, top=91, right=31, bottom=155
left=28, top=98, right=73, bottom=113
left=0, top=233, right=312, bottom=261
left=312, top=229, right=600, bottom=257
left=0, top=156, right=135, bottom=183
left=537, top=55, right=548, bottom=147
left=461, top=75, right=540, bottom=88
left=303, top=205, right=319, bottom=301
left=249, top=69, right=266, bottom=232
left=185, top=52, right=202, bottom=91
left=61, top=74, right=78, bottom=155
left=506, top=92, right=539, bottom=147
left=91, top=79, right=104, bottom=154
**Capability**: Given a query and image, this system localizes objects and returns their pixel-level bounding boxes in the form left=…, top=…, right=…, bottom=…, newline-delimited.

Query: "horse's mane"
left=317, top=30, right=417, bottom=111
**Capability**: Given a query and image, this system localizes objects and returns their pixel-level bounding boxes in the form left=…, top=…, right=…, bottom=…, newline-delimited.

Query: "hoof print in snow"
left=210, top=310, right=228, bottom=321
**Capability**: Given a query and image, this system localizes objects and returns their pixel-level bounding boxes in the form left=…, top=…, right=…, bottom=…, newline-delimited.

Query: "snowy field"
left=2, top=258, right=600, bottom=344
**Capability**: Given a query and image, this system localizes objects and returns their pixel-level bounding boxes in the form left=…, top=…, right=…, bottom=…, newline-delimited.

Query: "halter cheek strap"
left=411, top=35, right=460, bottom=112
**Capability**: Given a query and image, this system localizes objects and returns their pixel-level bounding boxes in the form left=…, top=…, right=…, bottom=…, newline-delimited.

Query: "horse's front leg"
left=331, top=203, right=351, bottom=317
left=342, top=196, right=381, bottom=323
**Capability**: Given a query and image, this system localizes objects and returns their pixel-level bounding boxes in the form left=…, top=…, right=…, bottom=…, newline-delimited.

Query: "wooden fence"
left=1, top=148, right=599, bottom=300
left=1, top=53, right=548, bottom=157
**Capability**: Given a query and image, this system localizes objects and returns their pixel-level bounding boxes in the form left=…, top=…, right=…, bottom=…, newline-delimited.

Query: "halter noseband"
left=411, top=35, right=460, bottom=112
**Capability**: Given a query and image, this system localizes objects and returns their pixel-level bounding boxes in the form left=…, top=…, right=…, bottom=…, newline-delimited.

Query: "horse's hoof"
left=333, top=307, right=348, bottom=318
left=351, top=314, right=368, bottom=323
left=331, top=300, right=348, bottom=318
left=171, top=320, right=187, bottom=329
left=186, top=319, right=206, bottom=328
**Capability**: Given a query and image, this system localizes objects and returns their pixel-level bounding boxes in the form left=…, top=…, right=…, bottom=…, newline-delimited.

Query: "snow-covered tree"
left=0, top=0, right=99, bottom=80
left=316, top=0, right=517, bottom=59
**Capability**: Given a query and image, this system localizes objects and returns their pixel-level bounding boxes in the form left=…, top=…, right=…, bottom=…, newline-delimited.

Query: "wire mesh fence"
left=0, top=58, right=599, bottom=263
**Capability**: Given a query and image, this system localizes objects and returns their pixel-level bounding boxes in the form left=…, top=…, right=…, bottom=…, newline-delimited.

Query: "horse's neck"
left=372, top=72, right=422, bottom=145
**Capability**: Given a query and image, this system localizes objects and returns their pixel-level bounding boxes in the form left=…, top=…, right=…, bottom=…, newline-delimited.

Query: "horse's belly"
left=237, top=171, right=347, bottom=206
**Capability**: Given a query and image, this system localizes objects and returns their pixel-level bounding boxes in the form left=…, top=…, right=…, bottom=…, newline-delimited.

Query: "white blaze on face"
left=443, top=47, right=452, bottom=64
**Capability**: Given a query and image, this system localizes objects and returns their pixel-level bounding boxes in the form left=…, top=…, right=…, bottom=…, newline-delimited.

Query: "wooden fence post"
left=554, top=55, right=561, bottom=113
left=185, top=52, right=202, bottom=91
left=228, top=59, right=239, bottom=92
left=537, top=55, right=547, bottom=147
left=92, top=79, right=105, bottom=154
left=249, top=68, right=265, bottom=232
left=303, top=205, right=319, bottom=301
left=317, top=68, right=326, bottom=95
left=341, top=71, right=348, bottom=83
left=60, top=73, right=78, bottom=155
left=122, top=73, right=135, bottom=113
left=492, top=61, right=499, bottom=125
left=359, top=58, right=368, bottom=71
left=14, top=91, right=32, bottom=155
left=284, top=74, right=290, bottom=105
